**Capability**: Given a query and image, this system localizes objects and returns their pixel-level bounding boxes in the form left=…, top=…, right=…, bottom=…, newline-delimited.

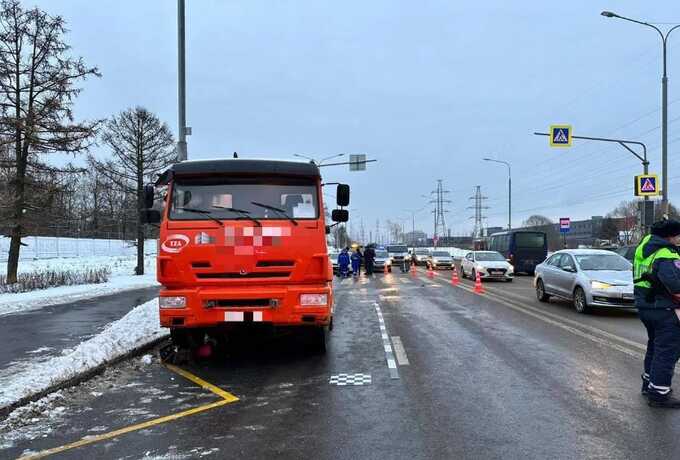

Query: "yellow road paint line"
left=19, top=399, right=232, bottom=460
left=165, top=364, right=239, bottom=402
left=21, top=365, right=239, bottom=459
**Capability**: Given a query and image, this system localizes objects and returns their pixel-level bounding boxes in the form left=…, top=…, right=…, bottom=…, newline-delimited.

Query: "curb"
left=0, top=335, right=169, bottom=419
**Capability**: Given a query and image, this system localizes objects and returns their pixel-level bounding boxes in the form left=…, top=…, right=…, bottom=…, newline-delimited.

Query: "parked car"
left=427, top=250, right=453, bottom=269
left=374, top=250, right=392, bottom=273
left=412, top=248, right=431, bottom=266
left=386, top=244, right=410, bottom=266
left=534, top=249, right=633, bottom=314
left=615, top=245, right=636, bottom=262
left=461, top=251, right=514, bottom=281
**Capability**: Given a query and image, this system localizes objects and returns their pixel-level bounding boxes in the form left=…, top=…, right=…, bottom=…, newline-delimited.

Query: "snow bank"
left=0, top=255, right=158, bottom=317
left=0, top=298, right=167, bottom=409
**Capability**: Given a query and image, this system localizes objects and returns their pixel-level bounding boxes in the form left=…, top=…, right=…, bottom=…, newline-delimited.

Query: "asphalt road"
left=3, top=268, right=680, bottom=459
left=0, top=287, right=160, bottom=371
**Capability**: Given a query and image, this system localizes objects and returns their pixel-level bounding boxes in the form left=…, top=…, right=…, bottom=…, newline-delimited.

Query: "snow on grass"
left=0, top=255, right=158, bottom=317
left=0, top=298, right=167, bottom=410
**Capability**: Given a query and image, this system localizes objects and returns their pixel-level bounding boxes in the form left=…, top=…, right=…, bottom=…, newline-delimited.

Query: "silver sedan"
left=534, top=249, right=633, bottom=314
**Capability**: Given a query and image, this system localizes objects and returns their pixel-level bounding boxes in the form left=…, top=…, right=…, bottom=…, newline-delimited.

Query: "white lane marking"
left=391, top=336, right=410, bottom=366
left=374, top=303, right=399, bottom=379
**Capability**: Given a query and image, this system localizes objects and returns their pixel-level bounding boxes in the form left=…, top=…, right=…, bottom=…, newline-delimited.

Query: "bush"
left=0, top=267, right=112, bottom=294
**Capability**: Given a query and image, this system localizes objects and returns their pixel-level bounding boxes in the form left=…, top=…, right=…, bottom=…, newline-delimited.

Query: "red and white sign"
left=161, top=234, right=190, bottom=253
left=559, top=217, right=570, bottom=231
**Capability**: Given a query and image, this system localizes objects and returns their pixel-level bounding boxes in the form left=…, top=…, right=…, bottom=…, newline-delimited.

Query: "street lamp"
left=483, top=158, right=512, bottom=230
left=601, top=11, right=680, bottom=215
left=293, top=153, right=345, bottom=165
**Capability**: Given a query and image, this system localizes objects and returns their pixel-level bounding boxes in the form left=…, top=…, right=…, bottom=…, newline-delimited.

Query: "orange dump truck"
left=142, top=159, right=350, bottom=351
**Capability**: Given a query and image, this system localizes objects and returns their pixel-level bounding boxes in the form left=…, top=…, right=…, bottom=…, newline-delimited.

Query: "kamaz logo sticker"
left=161, top=234, right=190, bottom=253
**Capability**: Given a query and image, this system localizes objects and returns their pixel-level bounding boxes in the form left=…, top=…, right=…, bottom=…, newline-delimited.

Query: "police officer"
left=634, top=219, right=680, bottom=408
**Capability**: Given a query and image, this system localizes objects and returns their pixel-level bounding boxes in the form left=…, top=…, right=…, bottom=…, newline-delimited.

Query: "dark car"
left=615, top=245, right=636, bottom=262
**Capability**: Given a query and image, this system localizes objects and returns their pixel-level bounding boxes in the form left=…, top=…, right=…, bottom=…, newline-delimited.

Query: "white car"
left=427, top=250, right=453, bottom=269
left=461, top=251, right=514, bottom=281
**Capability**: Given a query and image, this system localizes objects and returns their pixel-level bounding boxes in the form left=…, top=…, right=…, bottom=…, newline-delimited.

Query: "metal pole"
left=177, top=0, right=187, bottom=161
left=508, top=172, right=512, bottom=230
left=662, top=54, right=668, bottom=215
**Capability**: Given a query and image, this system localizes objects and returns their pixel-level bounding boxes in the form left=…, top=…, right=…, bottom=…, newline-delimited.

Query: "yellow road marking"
left=19, top=399, right=231, bottom=460
left=165, top=364, right=239, bottom=402
left=20, top=364, right=238, bottom=459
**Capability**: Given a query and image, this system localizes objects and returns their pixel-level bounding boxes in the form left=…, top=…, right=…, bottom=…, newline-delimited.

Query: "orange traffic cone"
left=427, top=264, right=434, bottom=278
left=411, top=262, right=417, bottom=276
left=451, top=266, right=460, bottom=285
left=384, top=263, right=389, bottom=274
left=473, top=270, right=484, bottom=294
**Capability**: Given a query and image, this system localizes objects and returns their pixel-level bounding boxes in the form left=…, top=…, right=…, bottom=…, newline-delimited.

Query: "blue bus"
left=488, top=230, right=548, bottom=275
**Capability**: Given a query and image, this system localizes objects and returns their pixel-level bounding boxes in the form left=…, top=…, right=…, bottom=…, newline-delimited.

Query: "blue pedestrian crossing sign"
left=635, top=174, right=660, bottom=197
left=549, top=125, right=572, bottom=147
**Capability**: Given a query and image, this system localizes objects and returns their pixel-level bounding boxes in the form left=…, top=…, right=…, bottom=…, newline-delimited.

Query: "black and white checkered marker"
left=329, top=373, right=372, bottom=386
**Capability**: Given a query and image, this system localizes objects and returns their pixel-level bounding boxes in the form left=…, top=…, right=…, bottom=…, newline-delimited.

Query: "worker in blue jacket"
left=351, top=248, right=362, bottom=277
left=634, top=219, right=680, bottom=407
left=338, top=248, right=350, bottom=278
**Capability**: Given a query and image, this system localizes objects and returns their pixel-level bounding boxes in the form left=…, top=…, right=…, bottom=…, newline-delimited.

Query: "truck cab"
left=142, top=159, right=349, bottom=351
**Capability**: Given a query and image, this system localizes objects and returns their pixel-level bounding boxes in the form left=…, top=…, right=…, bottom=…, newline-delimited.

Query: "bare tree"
left=608, top=201, right=640, bottom=244
left=90, top=107, right=175, bottom=275
left=522, top=215, right=553, bottom=227
left=0, top=0, right=100, bottom=283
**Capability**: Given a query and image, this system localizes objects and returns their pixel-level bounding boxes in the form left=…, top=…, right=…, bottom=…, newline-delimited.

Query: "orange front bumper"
left=158, top=284, right=333, bottom=329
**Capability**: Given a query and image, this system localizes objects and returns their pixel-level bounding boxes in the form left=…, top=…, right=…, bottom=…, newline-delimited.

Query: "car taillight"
left=159, top=296, right=186, bottom=308
left=300, top=294, right=327, bottom=306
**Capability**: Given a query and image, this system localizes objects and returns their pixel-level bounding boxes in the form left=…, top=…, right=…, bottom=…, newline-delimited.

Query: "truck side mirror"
left=143, top=184, right=155, bottom=209
left=336, top=184, right=350, bottom=207
left=140, top=209, right=161, bottom=224
left=332, top=209, right=349, bottom=222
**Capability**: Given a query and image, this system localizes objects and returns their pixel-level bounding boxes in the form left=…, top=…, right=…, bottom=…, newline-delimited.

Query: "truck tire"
left=309, top=326, right=328, bottom=353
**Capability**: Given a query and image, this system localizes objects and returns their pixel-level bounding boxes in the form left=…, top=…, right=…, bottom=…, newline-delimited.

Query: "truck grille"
left=196, top=272, right=291, bottom=279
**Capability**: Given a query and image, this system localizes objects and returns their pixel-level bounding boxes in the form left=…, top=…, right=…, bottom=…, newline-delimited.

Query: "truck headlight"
left=591, top=281, right=612, bottom=290
left=300, top=293, right=328, bottom=306
left=159, top=296, right=186, bottom=308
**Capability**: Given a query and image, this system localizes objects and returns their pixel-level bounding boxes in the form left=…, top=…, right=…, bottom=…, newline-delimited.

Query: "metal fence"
left=0, top=236, right=158, bottom=261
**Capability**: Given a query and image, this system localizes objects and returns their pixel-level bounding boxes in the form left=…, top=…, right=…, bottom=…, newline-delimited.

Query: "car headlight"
left=159, top=296, right=186, bottom=308
left=591, top=281, right=612, bottom=290
left=476, top=265, right=486, bottom=274
left=300, top=293, right=328, bottom=306
left=386, top=260, right=392, bottom=266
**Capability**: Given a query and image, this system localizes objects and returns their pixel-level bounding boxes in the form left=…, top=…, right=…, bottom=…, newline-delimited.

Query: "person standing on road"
left=364, top=245, right=376, bottom=276
left=338, top=248, right=350, bottom=278
left=351, top=248, right=362, bottom=277
left=634, top=219, right=680, bottom=408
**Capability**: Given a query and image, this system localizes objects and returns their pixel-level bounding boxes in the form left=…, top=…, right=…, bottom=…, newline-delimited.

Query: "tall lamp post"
left=601, top=11, right=680, bottom=215
left=483, top=158, right=512, bottom=230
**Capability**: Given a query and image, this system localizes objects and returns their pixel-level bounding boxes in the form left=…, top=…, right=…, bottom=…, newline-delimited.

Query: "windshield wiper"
left=211, top=206, right=261, bottom=227
left=250, top=201, right=298, bottom=226
left=175, top=207, right=224, bottom=226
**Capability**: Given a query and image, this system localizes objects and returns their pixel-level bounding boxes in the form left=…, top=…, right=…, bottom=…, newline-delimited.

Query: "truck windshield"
left=170, top=179, right=319, bottom=221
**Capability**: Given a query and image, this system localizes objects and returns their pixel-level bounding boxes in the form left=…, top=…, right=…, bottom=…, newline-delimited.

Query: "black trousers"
left=365, top=260, right=374, bottom=275
left=638, top=308, right=680, bottom=387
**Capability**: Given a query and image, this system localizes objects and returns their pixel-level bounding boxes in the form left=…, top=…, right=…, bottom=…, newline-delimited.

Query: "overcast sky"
left=31, top=0, right=680, bottom=238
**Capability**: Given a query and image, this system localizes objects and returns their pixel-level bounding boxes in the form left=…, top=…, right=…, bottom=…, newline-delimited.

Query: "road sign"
left=559, top=217, right=570, bottom=233
left=349, top=154, right=367, bottom=171
left=635, top=174, right=660, bottom=197
left=549, top=125, right=572, bottom=147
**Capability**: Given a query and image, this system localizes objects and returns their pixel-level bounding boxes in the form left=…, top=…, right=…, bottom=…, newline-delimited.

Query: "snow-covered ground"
left=0, top=255, right=159, bottom=317
left=0, top=297, right=167, bottom=410
left=0, top=236, right=158, bottom=261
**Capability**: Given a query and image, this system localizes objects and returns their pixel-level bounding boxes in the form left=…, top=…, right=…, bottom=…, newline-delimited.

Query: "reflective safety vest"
left=633, top=235, right=680, bottom=289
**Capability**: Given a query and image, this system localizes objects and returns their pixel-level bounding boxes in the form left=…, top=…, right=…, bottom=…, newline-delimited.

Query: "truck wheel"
left=310, top=326, right=328, bottom=353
